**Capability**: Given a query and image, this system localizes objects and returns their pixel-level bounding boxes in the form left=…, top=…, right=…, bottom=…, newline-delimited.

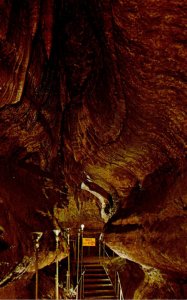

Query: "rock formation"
left=0, top=0, right=186, bottom=298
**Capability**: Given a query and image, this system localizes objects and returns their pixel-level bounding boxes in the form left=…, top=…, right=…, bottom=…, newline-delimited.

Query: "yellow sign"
left=83, top=238, right=96, bottom=247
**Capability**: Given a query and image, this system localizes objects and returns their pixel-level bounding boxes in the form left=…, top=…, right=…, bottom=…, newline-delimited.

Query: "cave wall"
left=0, top=0, right=186, bottom=298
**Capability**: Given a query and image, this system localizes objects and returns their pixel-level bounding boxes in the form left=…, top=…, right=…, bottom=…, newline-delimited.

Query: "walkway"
left=83, top=258, right=116, bottom=299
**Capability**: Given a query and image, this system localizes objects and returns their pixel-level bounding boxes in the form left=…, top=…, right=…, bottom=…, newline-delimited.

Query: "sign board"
left=83, top=238, right=96, bottom=247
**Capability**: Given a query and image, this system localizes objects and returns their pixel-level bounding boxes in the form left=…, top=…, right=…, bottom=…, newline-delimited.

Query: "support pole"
left=66, top=228, right=71, bottom=293
left=53, top=229, right=61, bottom=300
left=32, top=232, right=43, bottom=300
left=76, top=229, right=80, bottom=284
left=80, top=224, right=84, bottom=276
left=35, top=245, right=39, bottom=300
left=80, top=224, right=84, bottom=298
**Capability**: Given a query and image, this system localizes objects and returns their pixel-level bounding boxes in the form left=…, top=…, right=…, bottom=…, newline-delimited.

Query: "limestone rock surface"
left=0, top=0, right=186, bottom=298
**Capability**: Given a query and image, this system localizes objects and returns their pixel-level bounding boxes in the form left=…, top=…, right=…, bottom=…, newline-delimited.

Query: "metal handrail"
left=99, top=240, right=113, bottom=262
left=100, top=241, right=124, bottom=300
left=116, top=271, right=124, bottom=300
left=103, top=245, right=112, bottom=260
left=74, top=268, right=85, bottom=300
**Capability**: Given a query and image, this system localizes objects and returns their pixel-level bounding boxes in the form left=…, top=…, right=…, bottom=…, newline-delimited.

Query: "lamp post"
left=76, top=229, right=81, bottom=284
left=80, top=224, right=85, bottom=298
left=80, top=224, right=85, bottom=274
left=66, top=228, right=71, bottom=293
left=32, top=232, right=43, bottom=300
left=53, top=229, right=61, bottom=300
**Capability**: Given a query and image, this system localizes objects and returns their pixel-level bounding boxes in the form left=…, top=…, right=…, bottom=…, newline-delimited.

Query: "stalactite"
left=41, top=0, right=54, bottom=59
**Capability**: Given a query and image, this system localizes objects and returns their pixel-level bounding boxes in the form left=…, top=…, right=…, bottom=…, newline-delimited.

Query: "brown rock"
left=0, top=0, right=186, bottom=298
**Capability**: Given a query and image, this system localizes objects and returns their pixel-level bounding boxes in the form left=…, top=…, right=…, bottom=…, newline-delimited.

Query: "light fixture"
left=32, top=232, right=43, bottom=300
left=32, top=232, right=43, bottom=245
left=53, top=229, right=61, bottom=237
left=80, top=224, right=85, bottom=231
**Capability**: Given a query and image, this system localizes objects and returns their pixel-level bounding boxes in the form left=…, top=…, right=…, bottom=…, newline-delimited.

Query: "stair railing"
left=100, top=240, right=124, bottom=300
left=74, top=268, right=85, bottom=300
left=116, top=271, right=124, bottom=300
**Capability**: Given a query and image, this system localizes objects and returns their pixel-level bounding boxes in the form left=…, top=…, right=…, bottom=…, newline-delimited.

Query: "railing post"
left=80, top=276, right=82, bottom=299
left=99, top=240, right=101, bottom=260
left=75, top=286, right=78, bottom=300
left=82, top=270, right=85, bottom=299
left=114, top=271, right=117, bottom=295
left=120, top=288, right=123, bottom=300
left=103, top=241, right=105, bottom=260
left=117, top=272, right=124, bottom=300
left=117, top=272, right=119, bottom=297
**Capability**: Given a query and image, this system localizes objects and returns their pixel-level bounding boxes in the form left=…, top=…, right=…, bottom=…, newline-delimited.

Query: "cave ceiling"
left=0, top=0, right=186, bottom=294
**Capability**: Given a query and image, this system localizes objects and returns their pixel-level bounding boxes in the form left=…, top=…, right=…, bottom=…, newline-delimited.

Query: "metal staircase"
left=72, top=231, right=124, bottom=300
left=84, top=262, right=116, bottom=299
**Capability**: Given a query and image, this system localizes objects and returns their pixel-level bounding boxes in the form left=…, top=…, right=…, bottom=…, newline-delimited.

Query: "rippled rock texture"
left=105, top=257, right=187, bottom=299
left=0, top=0, right=186, bottom=298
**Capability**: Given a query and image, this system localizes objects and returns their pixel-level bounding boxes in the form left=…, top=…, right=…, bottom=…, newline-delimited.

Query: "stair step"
left=84, top=265, right=104, bottom=270
left=85, top=267, right=104, bottom=271
left=84, top=296, right=117, bottom=300
left=85, top=278, right=111, bottom=283
left=84, top=283, right=113, bottom=289
left=85, top=268, right=104, bottom=272
left=85, top=273, right=107, bottom=278
left=84, top=263, right=101, bottom=267
left=83, top=257, right=116, bottom=299
left=85, top=269, right=106, bottom=274
left=84, top=289, right=116, bottom=296
left=83, top=260, right=100, bottom=264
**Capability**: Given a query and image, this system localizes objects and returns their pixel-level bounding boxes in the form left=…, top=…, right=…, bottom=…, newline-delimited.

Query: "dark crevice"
left=0, top=239, right=10, bottom=252
left=105, top=223, right=143, bottom=234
